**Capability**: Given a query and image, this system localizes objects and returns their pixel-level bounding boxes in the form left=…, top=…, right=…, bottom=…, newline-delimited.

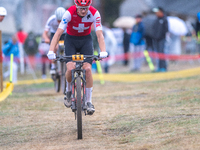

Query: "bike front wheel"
left=61, top=62, right=66, bottom=94
left=76, top=77, right=82, bottom=139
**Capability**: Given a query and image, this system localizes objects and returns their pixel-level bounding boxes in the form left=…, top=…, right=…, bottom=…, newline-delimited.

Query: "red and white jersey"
left=59, top=5, right=102, bottom=36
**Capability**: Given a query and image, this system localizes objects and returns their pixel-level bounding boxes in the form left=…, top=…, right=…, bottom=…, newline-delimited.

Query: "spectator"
left=195, top=12, right=200, bottom=54
left=130, top=14, right=145, bottom=72
left=23, top=31, right=38, bottom=69
left=122, top=28, right=131, bottom=66
left=2, top=35, right=19, bottom=83
left=38, top=41, right=50, bottom=79
left=16, top=28, right=27, bottom=44
left=152, top=7, right=168, bottom=72
left=142, top=13, right=156, bottom=62
left=24, top=32, right=38, bottom=56
left=102, top=25, right=117, bottom=73
left=0, top=7, right=7, bottom=22
left=16, top=28, right=28, bottom=74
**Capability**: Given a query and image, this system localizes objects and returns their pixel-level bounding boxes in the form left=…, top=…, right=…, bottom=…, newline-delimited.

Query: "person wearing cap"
left=152, top=7, right=168, bottom=72
left=130, top=14, right=145, bottom=72
left=2, top=35, right=19, bottom=83
left=0, top=7, right=7, bottom=22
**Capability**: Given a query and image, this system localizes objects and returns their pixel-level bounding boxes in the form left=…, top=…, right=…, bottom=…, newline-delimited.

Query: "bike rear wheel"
left=76, top=77, right=82, bottom=139
left=54, top=74, right=60, bottom=93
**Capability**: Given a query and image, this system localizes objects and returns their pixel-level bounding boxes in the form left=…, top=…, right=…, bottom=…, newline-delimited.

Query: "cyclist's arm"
left=42, top=30, right=50, bottom=43
left=93, top=10, right=106, bottom=52
left=43, top=15, right=55, bottom=43
left=96, top=30, right=106, bottom=52
left=49, top=28, right=64, bottom=53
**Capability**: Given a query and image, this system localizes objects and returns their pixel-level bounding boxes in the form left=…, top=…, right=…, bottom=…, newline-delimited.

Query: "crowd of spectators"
left=1, top=6, right=200, bottom=83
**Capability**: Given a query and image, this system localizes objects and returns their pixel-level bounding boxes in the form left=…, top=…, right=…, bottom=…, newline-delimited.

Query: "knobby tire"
left=54, top=75, right=60, bottom=93
left=76, top=77, right=82, bottom=139
left=61, top=62, right=66, bottom=94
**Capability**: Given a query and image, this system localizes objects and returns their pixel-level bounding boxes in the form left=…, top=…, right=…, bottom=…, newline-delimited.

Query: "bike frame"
left=56, top=54, right=101, bottom=139
left=71, top=61, right=87, bottom=115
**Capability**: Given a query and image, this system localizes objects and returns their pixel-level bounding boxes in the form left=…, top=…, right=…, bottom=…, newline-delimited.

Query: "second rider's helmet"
left=74, top=0, right=92, bottom=7
left=0, top=7, right=7, bottom=16
left=55, top=7, right=66, bottom=21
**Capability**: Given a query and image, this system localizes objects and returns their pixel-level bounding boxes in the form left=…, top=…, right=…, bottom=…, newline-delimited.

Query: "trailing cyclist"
left=47, top=0, right=108, bottom=115
left=42, top=7, right=66, bottom=76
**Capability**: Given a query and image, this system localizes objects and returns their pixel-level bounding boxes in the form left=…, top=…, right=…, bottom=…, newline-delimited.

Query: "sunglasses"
left=76, top=6, right=89, bottom=11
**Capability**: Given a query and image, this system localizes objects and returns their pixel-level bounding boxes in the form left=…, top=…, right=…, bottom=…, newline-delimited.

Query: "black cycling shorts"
left=64, top=34, right=94, bottom=65
left=50, top=33, right=66, bottom=43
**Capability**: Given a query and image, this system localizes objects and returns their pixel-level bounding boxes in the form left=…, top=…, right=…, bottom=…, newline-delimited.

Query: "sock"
left=51, top=63, right=56, bottom=69
left=66, top=81, right=72, bottom=92
left=86, top=87, right=93, bottom=103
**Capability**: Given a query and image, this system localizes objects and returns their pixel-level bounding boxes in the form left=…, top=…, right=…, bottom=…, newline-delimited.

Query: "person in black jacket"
left=195, top=12, right=200, bottom=54
left=123, top=28, right=131, bottom=66
left=152, top=7, right=168, bottom=72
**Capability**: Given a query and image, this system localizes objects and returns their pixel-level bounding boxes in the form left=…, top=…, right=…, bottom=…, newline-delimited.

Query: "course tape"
left=1, top=67, right=199, bottom=86
left=0, top=83, right=14, bottom=102
left=2, top=52, right=200, bottom=64
left=103, top=52, right=200, bottom=62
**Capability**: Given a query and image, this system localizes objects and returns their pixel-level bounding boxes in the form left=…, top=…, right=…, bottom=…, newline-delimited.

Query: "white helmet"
left=0, top=7, right=7, bottom=16
left=55, top=7, right=66, bottom=21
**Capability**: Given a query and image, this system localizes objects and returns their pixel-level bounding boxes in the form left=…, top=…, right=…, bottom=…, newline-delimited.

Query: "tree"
left=100, top=0, right=125, bottom=27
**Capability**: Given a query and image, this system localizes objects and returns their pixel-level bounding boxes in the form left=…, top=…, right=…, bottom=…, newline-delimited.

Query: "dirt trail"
left=1, top=77, right=200, bottom=150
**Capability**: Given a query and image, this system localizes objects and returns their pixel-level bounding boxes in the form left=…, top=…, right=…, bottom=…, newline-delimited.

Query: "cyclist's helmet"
left=0, top=7, right=7, bottom=16
left=74, top=0, right=92, bottom=7
left=197, top=12, right=200, bottom=22
left=55, top=7, right=66, bottom=21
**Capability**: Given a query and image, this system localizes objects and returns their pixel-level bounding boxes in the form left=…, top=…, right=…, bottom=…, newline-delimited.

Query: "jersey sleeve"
left=93, top=11, right=102, bottom=32
left=44, top=15, right=55, bottom=31
left=58, top=10, right=71, bottom=31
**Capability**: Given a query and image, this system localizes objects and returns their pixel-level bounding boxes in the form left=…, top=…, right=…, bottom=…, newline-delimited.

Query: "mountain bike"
left=54, top=40, right=66, bottom=94
left=56, top=54, right=101, bottom=139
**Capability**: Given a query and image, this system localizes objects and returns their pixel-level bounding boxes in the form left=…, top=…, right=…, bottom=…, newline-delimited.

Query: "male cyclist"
left=43, top=7, right=66, bottom=75
left=47, top=0, right=108, bottom=115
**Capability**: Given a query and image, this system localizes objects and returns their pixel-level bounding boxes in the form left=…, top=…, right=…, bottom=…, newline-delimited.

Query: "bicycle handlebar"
left=55, top=54, right=102, bottom=62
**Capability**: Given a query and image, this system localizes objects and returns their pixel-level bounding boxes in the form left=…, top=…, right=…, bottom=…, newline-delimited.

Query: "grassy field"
left=0, top=75, right=200, bottom=150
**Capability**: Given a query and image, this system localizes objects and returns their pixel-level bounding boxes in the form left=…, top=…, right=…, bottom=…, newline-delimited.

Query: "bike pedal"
left=72, top=109, right=76, bottom=112
left=87, top=110, right=95, bottom=115
left=87, top=111, right=94, bottom=115
left=83, top=106, right=87, bottom=110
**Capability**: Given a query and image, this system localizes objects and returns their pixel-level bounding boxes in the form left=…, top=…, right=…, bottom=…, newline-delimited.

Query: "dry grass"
left=0, top=76, right=200, bottom=150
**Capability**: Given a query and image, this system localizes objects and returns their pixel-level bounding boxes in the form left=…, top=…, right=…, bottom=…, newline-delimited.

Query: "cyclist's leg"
left=80, top=34, right=95, bottom=114
left=50, top=33, right=56, bottom=75
left=63, top=34, right=77, bottom=107
left=80, top=34, right=93, bottom=88
left=83, top=62, right=95, bottom=114
left=66, top=62, right=75, bottom=83
left=82, top=63, right=93, bottom=88
left=64, top=34, right=77, bottom=94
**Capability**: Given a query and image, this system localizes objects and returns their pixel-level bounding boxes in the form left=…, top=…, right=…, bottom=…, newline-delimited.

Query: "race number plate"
left=58, top=40, right=64, bottom=45
left=72, top=55, right=84, bottom=61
